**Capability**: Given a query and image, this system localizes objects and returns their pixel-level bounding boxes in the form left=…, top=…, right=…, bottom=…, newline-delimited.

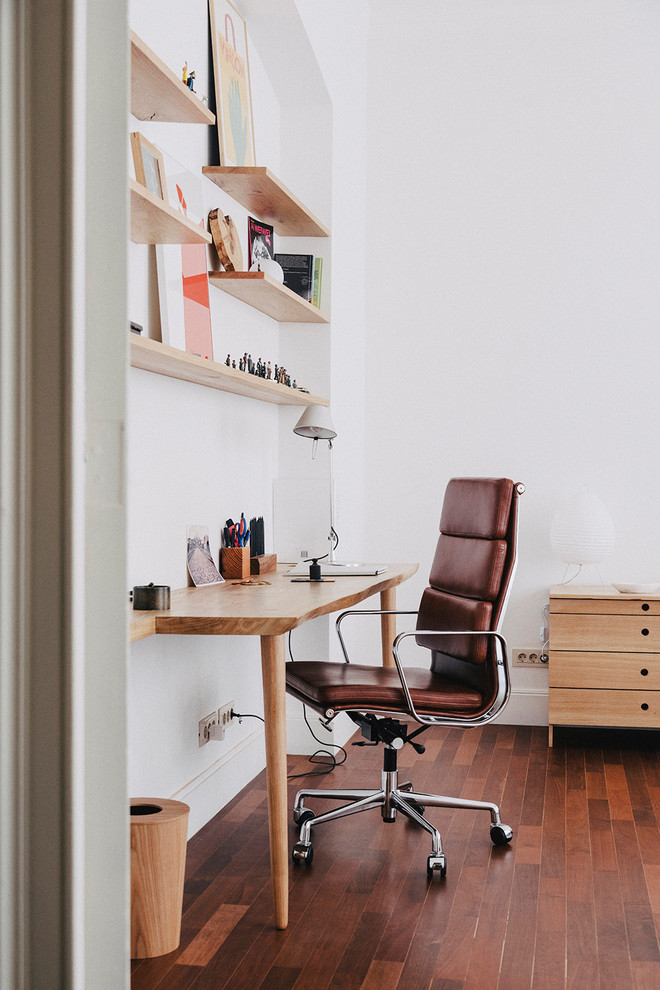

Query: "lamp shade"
left=293, top=404, right=337, bottom=440
left=550, top=491, right=615, bottom=565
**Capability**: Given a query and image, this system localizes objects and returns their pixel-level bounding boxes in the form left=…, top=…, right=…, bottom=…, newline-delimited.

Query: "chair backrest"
left=416, top=478, right=522, bottom=697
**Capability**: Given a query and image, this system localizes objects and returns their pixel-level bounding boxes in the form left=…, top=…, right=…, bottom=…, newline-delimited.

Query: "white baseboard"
left=172, top=728, right=265, bottom=837
left=495, top=686, right=549, bottom=726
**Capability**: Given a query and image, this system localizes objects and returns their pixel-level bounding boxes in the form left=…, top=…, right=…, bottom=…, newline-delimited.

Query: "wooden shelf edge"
left=129, top=335, right=329, bottom=407
left=130, top=179, right=212, bottom=244
left=202, top=166, right=330, bottom=237
left=208, top=271, right=329, bottom=324
left=130, top=31, right=215, bottom=125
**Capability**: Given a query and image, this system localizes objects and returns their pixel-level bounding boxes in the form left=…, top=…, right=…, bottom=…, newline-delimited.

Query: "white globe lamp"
left=550, top=491, right=615, bottom=582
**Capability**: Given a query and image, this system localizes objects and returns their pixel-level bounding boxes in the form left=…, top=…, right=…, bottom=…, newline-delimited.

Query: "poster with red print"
left=156, top=162, right=214, bottom=360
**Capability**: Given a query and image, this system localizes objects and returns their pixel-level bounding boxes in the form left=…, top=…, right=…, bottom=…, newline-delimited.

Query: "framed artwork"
left=208, top=0, right=256, bottom=166
left=156, top=160, right=214, bottom=359
left=130, top=132, right=168, bottom=200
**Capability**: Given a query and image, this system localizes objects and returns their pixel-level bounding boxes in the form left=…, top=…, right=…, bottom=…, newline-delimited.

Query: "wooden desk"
left=130, top=562, right=418, bottom=929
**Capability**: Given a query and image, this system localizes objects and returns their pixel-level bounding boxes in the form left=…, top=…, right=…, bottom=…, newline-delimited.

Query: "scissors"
left=237, top=514, right=250, bottom=547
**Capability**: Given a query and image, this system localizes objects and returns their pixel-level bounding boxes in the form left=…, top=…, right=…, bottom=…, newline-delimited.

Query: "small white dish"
left=249, top=258, right=284, bottom=282
left=612, top=583, right=660, bottom=595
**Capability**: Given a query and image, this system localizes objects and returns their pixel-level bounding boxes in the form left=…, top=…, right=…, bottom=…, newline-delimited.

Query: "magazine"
left=248, top=216, right=274, bottom=269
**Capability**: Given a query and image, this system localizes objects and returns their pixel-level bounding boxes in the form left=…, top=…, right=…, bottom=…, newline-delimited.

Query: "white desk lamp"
left=293, top=404, right=340, bottom=563
left=550, top=490, right=615, bottom=583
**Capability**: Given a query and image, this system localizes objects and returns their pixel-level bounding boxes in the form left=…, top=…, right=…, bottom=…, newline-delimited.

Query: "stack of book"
left=247, top=217, right=324, bottom=310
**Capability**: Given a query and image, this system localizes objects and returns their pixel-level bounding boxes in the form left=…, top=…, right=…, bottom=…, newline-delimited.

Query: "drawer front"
left=549, top=652, right=660, bottom=690
left=549, top=688, right=660, bottom=728
left=550, top=596, right=660, bottom=617
left=550, top=613, right=660, bottom=653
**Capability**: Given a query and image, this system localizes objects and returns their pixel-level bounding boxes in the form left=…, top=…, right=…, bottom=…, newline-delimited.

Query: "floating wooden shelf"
left=130, top=179, right=212, bottom=245
left=208, top=271, right=329, bottom=324
left=130, top=335, right=328, bottom=406
left=202, top=167, right=330, bottom=237
left=131, top=31, right=215, bottom=125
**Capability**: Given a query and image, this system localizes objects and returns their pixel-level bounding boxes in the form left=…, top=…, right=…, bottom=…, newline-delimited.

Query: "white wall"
left=127, top=5, right=275, bottom=836
left=127, top=0, right=368, bottom=835
left=362, top=0, right=660, bottom=722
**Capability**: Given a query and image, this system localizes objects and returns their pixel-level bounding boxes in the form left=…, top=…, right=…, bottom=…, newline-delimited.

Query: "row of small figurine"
left=225, top=353, right=297, bottom=389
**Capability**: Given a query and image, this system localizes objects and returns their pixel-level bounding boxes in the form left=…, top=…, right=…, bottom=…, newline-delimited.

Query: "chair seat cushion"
left=285, top=661, right=484, bottom=717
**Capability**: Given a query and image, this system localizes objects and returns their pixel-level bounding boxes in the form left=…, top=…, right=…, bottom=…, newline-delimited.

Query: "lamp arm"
left=328, top=438, right=336, bottom=562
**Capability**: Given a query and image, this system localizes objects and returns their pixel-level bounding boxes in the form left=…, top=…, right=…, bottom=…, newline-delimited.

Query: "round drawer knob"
left=642, top=628, right=650, bottom=636
left=642, top=703, right=650, bottom=711
left=642, top=603, right=650, bottom=611
left=641, top=668, right=649, bottom=676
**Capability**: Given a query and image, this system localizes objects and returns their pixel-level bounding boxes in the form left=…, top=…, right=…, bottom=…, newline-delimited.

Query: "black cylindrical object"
left=131, top=583, right=171, bottom=610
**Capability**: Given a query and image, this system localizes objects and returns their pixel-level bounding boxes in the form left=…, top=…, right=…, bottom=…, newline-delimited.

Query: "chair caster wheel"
left=490, top=823, right=513, bottom=846
left=293, top=807, right=315, bottom=826
left=292, top=841, right=313, bottom=865
left=427, top=855, right=446, bottom=879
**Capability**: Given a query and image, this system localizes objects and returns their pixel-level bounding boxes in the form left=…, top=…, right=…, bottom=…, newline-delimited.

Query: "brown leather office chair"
left=285, top=477, right=524, bottom=878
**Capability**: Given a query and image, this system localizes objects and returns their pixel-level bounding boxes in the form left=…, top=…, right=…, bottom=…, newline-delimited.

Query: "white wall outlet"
left=217, top=701, right=234, bottom=731
left=198, top=711, right=217, bottom=747
left=512, top=649, right=549, bottom=667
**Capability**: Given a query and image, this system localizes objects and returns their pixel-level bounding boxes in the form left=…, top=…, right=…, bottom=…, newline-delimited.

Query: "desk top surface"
left=130, top=562, right=419, bottom=641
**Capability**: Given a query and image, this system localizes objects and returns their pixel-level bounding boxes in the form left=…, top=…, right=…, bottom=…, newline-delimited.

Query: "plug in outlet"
left=198, top=711, right=218, bottom=747
left=209, top=701, right=236, bottom=742
left=199, top=702, right=235, bottom=745
left=218, top=701, right=234, bottom=731
left=513, top=649, right=549, bottom=667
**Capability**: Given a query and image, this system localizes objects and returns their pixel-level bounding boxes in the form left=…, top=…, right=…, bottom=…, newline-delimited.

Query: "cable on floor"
left=286, top=629, right=348, bottom=780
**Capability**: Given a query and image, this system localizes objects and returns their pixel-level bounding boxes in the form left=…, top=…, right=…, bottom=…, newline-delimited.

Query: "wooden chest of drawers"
left=548, top=585, right=660, bottom=746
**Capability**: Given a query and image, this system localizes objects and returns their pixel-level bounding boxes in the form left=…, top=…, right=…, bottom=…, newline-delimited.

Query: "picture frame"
left=156, top=159, right=214, bottom=359
left=130, top=132, right=168, bottom=200
left=208, top=0, right=256, bottom=166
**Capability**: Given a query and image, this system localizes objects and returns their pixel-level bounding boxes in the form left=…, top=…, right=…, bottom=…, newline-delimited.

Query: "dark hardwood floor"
left=131, top=723, right=660, bottom=989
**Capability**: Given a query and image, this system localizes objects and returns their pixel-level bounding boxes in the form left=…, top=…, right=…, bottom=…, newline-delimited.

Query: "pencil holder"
left=221, top=546, right=250, bottom=579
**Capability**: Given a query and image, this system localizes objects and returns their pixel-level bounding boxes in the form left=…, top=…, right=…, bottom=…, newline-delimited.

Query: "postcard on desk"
left=187, top=525, right=224, bottom=586
left=287, top=561, right=388, bottom=577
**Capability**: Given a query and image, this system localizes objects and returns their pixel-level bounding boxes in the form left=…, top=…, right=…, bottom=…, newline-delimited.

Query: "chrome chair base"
left=291, top=753, right=513, bottom=879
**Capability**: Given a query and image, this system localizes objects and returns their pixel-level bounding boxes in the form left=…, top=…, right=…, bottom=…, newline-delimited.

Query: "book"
left=274, top=253, right=314, bottom=302
left=312, top=257, right=323, bottom=309
left=248, top=216, right=274, bottom=269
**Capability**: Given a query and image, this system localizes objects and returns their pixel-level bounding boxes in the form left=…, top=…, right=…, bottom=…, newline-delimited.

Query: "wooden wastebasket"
left=130, top=798, right=190, bottom=958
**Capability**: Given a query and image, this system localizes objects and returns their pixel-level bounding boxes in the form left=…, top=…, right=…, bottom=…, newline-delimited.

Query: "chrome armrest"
left=392, top=629, right=510, bottom=728
left=334, top=608, right=418, bottom=663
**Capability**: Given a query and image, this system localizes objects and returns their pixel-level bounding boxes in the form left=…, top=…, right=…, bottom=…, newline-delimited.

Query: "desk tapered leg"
left=260, top=633, right=289, bottom=930
left=380, top=587, right=397, bottom=668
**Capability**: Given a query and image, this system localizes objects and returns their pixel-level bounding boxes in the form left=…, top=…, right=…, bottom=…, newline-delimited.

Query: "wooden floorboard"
left=131, top=724, right=660, bottom=990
